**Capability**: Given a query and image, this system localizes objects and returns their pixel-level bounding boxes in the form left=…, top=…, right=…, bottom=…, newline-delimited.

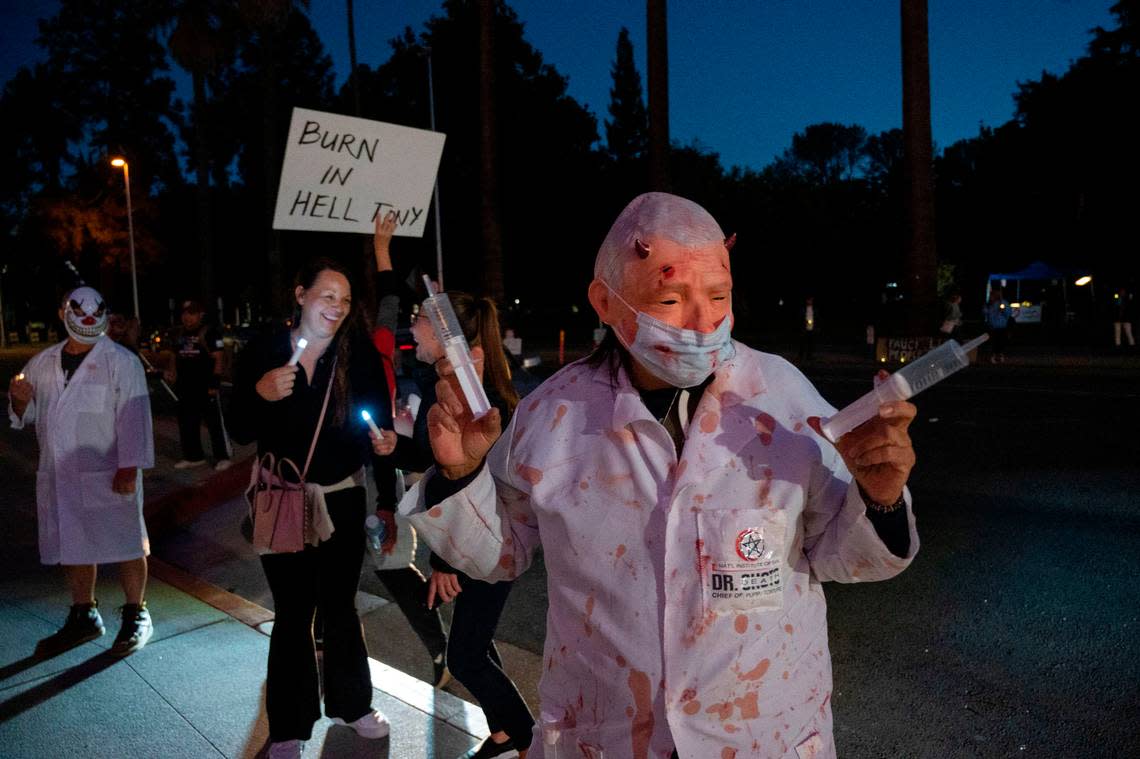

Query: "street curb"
left=149, top=556, right=274, bottom=628
left=143, top=455, right=253, bottom=538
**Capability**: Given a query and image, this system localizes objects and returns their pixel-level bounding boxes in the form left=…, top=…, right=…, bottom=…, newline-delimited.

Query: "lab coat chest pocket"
left=696, top=507, right=787, bottom=615
left=77, top=383, right=108, bottom=412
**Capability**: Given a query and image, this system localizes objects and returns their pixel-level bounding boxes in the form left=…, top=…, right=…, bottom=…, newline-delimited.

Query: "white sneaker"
left=214, top=459, right=233, bottom=472
left=173, top=459, right=206, bottom=469
left=332, top=709, right=390, bottom=739
left=267, top=739, right=304, bottom=759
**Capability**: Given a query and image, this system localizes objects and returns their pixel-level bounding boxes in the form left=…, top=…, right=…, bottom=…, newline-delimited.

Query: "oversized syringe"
left=421, top=275, right=492, bottom=420
left=821, top=334, right=989, bottom=443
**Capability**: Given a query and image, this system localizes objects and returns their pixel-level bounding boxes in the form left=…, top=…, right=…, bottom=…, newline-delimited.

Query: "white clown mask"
left=62, top=287, right=108, bottom=344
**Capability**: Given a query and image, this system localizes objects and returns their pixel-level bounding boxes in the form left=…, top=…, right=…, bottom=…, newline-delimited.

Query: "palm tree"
left=900, top=0, right=938, bottom=334
left=238, top=0, right=306, bottom=317
left=169, top=1, right=236, bottom=310
left=478, top=0, right=504, bottom=302
left=646, top=0, right=670, bottom=191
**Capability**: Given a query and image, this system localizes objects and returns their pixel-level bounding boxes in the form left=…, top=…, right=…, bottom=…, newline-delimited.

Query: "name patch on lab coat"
left=698, top=509, right=786, bottom=613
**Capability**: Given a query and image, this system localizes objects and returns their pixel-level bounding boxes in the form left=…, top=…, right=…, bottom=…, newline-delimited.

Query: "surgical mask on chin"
left=603, top=281, right=735, bottom=388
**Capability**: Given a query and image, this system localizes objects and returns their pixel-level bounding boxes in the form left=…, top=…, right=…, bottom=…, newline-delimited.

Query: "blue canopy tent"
left=986, top=260, right=1093, bottom=321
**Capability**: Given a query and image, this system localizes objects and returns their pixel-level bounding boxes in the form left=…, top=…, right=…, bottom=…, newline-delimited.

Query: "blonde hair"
left=449, top=292, right=519, bottom=416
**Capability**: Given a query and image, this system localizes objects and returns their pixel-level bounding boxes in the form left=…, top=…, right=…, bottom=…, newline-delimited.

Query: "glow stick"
left=287, top=337, right=308, bottom=366
left=360, top=409, right=383, bottom=437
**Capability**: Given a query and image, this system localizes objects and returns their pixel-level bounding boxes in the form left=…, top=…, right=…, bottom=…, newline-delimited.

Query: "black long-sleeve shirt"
left=229, top=328, right=391, bottom=487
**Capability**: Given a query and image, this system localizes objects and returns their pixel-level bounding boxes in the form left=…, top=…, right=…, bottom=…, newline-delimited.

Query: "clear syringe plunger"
left=820, top=334, right=988, bottom=443
left=421, top=275, right=493, bottom=420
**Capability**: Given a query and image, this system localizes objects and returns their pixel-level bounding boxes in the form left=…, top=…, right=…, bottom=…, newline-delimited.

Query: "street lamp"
left=110, top=157, right=140, bottom=320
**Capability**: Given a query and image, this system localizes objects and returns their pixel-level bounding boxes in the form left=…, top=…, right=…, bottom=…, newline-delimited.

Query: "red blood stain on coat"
left=734, top=615, right=748, bottom=634
left=684, top=609, right=717, bottom=647
left=724, top=724, right=740, bottom=733
left=683, top=699, right=702, bottom=715
left=516, top=464, right=543, bottom=485
left=606, top=428, right=637, bottom=445
left=722, top=749, right=738, bottom=759
left=615, top=544, right=627, bottom=559
left=782, top=671, right=789, bottom=680
left=528, top=398, right=541, bottom=412
left=580, top=480, right=589, bottom=490
left=785, top=623, right=795, bottom=634
left=551, top=404, right=568, bottom=430
left=427, top=506, right=443, bottom=518
left=695, top=540, right=712, bottom=576
left=739, top=658, right=771, bottom=681
left=700, top=412, right=720, bottom=433
left=616, top=654, right=627, bottom=668
left=673, top=460, right=688, bottom=480
left=628, top=668, right=654, bottom=759
left=705, top=701, right=734, bottom=721
left=680, top=687, right=697, bottom=702
left=498, top=554, right=515, bottom=573
left=794, top=421, right=804, bottom=432
left=755, top=413, right=776, bottom=445
left=734, top=691, right=760, bottom=720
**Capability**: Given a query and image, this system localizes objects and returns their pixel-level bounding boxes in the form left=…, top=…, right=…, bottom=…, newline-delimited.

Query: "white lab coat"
left=9, top=337, right=154, bottom=565
left=402, top=342, right=918, bottom=759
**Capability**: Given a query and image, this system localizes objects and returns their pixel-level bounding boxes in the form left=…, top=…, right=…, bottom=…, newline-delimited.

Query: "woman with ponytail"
left=393, top=288, right=533, bottom=759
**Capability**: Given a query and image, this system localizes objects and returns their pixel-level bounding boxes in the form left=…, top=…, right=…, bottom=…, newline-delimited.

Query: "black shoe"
left=461, top=737, right=518, bottom=759
left=433, top=653, right=452, bottom=689
left=110, top=602, right=153, bottom=656
left=35, top=602, right=105, bottom=658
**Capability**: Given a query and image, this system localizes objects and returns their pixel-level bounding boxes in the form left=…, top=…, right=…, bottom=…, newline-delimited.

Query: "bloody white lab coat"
left=402, top=342, right=918, bottom=759
left=9, top=337, right=154, bottom=565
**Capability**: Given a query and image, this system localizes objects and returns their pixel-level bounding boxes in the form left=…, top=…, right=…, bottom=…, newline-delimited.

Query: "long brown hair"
left=449, top=293, right=519, bottom=416
left=294, top=257, right=359, bottom=427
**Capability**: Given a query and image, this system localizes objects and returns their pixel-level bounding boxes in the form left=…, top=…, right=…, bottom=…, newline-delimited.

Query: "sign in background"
left=272, top=107, right=445, bottom=236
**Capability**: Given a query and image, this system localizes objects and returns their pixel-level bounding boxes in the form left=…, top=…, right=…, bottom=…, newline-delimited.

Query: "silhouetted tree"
left=169, top=0, right=238, bottom=307
left=605, top=27, right=649, bottom=164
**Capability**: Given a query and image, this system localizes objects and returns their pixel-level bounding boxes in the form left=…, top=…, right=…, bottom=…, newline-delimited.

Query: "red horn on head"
left=634, top=238, right=651, bottom=259
left=724, top=233, right=737, bottom=252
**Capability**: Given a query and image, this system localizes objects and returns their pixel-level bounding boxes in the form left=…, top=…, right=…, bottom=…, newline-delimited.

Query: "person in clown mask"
left=400, top=193, right=920, bottom=759
left=8, top=286, right=156, bottom=658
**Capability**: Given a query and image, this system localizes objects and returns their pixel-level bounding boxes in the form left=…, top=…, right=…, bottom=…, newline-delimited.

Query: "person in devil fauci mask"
left=400, top=193, right=920, bottom=758
left=7, top=287, right=156, bottom=658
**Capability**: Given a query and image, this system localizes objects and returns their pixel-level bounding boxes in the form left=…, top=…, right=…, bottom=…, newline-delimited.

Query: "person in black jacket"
left=229, top=257, right=396, bottom=759
left=393, top=287, right=536, bottom=759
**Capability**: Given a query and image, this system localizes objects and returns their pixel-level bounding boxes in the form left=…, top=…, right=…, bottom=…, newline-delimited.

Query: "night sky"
left=0, top=0, right=1117, bottom=171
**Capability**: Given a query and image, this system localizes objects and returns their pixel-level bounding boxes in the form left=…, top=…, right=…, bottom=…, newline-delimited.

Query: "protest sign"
left=272, top=107, right=445, bottom=236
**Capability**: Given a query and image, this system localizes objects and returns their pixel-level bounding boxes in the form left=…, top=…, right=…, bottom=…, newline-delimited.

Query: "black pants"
left=176, top=386, right=229, bottom=461
left=375, top=565, right=447, bottom=661
left=260, top=487, right=372, bottom=741
left=447, top=574, right=535, bottom=748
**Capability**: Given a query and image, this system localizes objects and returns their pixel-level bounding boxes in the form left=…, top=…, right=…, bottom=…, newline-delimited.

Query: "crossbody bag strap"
left=300, top=356, right=338, bottom=480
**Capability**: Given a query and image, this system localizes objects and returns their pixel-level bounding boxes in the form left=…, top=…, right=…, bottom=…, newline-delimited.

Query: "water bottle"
left=364, top=514, right=386, bottom=555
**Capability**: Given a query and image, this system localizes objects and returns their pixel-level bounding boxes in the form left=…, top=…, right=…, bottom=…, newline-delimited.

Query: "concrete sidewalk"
left=0, top=558, right=486, bottom=758
left=0, top=389, right=489, bottom=758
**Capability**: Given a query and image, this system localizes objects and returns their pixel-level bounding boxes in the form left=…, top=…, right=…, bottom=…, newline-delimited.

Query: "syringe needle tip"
left=960, top=334, right=989, bottom=354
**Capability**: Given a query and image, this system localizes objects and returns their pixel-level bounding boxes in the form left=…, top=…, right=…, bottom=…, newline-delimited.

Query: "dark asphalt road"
left=3, top=349, right=1137, bottom=757
left=809, top=361, right=1140, bottom=758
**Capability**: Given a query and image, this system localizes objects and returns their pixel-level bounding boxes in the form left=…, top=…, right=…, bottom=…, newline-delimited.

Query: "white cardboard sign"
left=272, top=107, right=445, bottom=236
